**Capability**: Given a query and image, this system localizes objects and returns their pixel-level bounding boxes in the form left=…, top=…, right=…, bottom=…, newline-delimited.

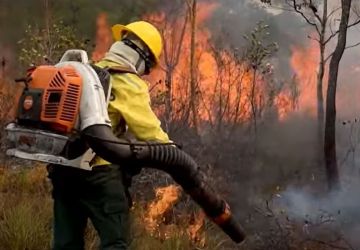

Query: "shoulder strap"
left=90, top=64, right=111, bottom=98
left=90, top=64, right=138, bottom=103
left=106, top=65, right=138, bottom=75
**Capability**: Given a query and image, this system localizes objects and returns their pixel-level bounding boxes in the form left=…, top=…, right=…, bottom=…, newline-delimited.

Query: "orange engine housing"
left=29, top=65, right=83, bottom=133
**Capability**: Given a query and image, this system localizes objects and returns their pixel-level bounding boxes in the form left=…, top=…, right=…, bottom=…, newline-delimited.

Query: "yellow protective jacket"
left=91, top=59, right=170, bottom=167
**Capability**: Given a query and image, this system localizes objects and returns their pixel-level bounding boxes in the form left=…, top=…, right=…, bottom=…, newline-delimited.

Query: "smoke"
left=205, top=0, right=360, bottom=117
left=276, top=182, right=360, bottom=248
left=208, top=0, right=309, bottom=78
left=150, top=2, right=360, bottom=238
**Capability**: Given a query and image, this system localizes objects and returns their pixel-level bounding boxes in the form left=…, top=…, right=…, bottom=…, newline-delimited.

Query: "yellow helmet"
left=112, top=21, right=162, bottom=64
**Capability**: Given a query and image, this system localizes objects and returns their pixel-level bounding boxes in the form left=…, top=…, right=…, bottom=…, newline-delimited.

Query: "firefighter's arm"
left=110, top=74, right=170, bottom=142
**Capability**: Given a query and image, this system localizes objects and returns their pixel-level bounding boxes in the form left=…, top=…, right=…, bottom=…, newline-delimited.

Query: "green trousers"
left=47, top=164, right=130, bottom=250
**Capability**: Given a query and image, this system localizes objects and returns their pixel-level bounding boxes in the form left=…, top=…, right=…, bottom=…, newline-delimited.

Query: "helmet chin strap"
left=134, top=53, right=146, bottom=74
left=134, top=56, right=146, bottom=75
left=122, top=38, right=155, bottom=75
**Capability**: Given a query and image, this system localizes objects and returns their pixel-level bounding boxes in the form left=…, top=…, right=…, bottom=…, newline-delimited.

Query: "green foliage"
left=0, top=0, right=164, bottom=52
left=243, top=21, right=278, bottom=69
left=17, top=20, right=91, bottom=67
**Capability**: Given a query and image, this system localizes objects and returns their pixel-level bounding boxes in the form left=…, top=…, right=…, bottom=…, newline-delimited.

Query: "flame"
left=145, top=185, right=182, bottom=233
left=92, top=7, right=326, bottom=122
left=144, top=185, right=206, bottom=244
left=188, top=211, right=206, bottom=245
left=92, top=13, right=112, bottom=62
left=146, top=2, right=293, bottom=123
left=145, top=2, right=221, bottom=121
left=289, top=40, right=319, bottom=116
left=275, top=91, right=294, bottom=120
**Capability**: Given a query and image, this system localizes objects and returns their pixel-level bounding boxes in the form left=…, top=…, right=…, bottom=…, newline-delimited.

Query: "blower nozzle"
left=210, top=202, right=246, bottom=243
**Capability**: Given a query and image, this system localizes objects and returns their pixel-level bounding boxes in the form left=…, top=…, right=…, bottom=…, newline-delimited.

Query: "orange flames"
left=92, top=13, right=112, bottom=62
left=90, top=4, right=327, bottom=122
left=188, top=211, right=206, bottom=245
left=146, top=2, right=295, bottom=123
left=145, top=3, right=223, bottom=122
left=289, top=40, right=319, bottom=116
left=144, top=185, right=206, bottom=242
left=90, top=4, right=320, bottom=122
left=275, top=91, right=294, bottom=120
left=145, top=185, right=182, bottom=234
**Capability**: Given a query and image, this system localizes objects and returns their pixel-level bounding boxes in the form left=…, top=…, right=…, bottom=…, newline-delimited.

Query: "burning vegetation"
left=86, top=1, right=360, bottom=249
left=145, top=185, right=182, bottom=235
left=289, top=40, right=320, bottom=116
left=1, top=0, right=360, bottom=249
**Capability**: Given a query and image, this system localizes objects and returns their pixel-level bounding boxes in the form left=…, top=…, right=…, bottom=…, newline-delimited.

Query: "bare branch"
left=324, top=18, right=360, bottom=45
left=344, top=40, right=360, bottom=50
left=185, top=0, right=192, bottom=11
left=329, top=16, right=336, bottom=37
left=309, top=0, right=322, bottom=23
left=289, top=0, right=321, bottom=34
left=325, top=40, right=360, bottom=63
left=327, top=6, right=341, bottom=19
left=307, top=34, right=320, bottom=42
left=172, top=12, right=189, bottom=69
left=261, top=5, right=294, bottom=12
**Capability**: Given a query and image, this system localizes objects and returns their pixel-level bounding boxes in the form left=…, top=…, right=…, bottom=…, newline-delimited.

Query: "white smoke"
left=276, top=182, right=360, bottom=248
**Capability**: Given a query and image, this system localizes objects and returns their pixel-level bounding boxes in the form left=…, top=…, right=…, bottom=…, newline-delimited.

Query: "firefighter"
left=47, top=21, right=169, bottom=250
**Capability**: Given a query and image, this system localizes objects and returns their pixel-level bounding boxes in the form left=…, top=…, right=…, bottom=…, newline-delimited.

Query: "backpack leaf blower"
left=5, top=50, right=246, bottom=243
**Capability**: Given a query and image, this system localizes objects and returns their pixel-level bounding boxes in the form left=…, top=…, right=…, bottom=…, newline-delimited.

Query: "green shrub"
left=18, top=20, right=91, bottom=67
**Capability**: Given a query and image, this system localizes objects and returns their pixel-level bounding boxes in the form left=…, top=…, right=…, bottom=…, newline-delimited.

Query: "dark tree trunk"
left=189, top=0, right=198, bottom=132
left=317, top=48, right=325, bottom=163
left=316, top=0, right=327, bottom=167
left=324, top=0, right=352, bottom=191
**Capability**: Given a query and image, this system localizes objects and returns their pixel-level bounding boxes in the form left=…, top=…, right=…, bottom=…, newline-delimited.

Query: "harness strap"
left=106, top=65, right=138, bottom=75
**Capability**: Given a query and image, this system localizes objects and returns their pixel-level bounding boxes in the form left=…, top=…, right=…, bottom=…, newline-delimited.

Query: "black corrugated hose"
left=83, top=125, right=246, bottom=243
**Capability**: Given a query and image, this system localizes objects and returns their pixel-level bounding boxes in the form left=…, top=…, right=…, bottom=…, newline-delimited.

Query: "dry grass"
left=0, top=165, right=345, bottom=250
left=0, top=195, right=52, bottom=250
left=0, top=166, right=231, bottom=250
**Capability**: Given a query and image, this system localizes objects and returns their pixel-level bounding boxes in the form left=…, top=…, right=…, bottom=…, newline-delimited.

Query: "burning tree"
left=261, top=0, right=360, bottom=191
left=201, top=21, right=279, bottom=140
left=147, top=2, right=288, bottom=135
left=145, top=0, right=189, bottom=132
left=243, top=21, right=278, bottom=135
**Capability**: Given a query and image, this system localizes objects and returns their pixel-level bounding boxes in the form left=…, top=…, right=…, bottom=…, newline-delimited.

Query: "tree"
left=198, top=22, right=278, bottom=141
left=186, top=0, right=199, bottom=133
left=147, top=1, right=188, bottom=132
left=261, top=0, right=360, bottom=189
left=324, top=0, right=352, bottom=191
left=243, top=22, right=278, bottom=135
left=18, top=0, right=90, bottom=67
left=18, top=21, right=90, bottom=67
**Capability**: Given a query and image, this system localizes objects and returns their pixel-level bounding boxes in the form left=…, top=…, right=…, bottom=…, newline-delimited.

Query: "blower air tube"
left=83, top=125, right=246, bottom=243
